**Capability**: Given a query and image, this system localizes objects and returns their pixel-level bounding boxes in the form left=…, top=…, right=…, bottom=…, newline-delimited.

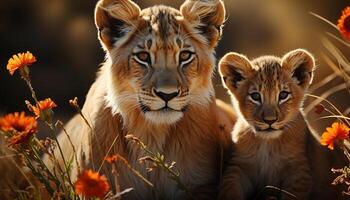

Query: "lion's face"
left=95, top=0, right=225, bottom=124
left=219, top=49, right=315, bottom=139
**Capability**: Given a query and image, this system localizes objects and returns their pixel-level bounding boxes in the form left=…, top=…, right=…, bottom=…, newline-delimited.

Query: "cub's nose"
left=263, top=118, right=277, bottom=125
left=154, top=89, right=179, bottom=102
left=262, top=110, right=278, bottom=125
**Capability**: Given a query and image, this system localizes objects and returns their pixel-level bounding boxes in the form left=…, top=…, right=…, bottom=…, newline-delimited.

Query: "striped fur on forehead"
left=141, top=5, right=182, bottom=48
left=96, top=0, right=225, bottom=51
left=251, top=56, right=283, bottom=91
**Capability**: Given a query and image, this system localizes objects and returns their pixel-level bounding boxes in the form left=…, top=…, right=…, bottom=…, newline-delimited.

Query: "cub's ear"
left=281, top=49, right=315, bottom=88
left=219, top=52, right=253, bottom=91
left=95, top=0, right=141, bottom=50
left=180, top=0, right=226, bottom=48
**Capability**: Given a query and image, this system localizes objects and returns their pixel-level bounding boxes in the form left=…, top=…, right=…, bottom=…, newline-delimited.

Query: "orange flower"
left=0, top=112, right=38, bottom=146
left=30, top=98, right=57, bottom=118
left=105, top=155, right=119, bottom=164
left=0, top=112, right=37, bottom=134
left=6, top=51, right=36, bottom=75
left=320, top=122, right=350, bottom=150
left=74, top=170, right=110, bottom=198
left=337, top=7, right=350, bottom=41
left=9, top=129, right=37, bottom=146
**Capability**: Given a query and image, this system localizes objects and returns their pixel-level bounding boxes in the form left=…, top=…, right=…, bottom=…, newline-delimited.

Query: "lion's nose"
left=154, top=89, right=179, bottom=102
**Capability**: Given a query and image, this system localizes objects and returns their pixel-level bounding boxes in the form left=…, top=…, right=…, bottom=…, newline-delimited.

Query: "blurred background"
left=0, top=0, right=349, bottom=132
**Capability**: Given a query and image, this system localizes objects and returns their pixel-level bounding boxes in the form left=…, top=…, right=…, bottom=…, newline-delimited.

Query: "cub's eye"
left=249, top=92, right=261, bottom=102
left=179, top=51, right=194, bottom=64
left=135, top=52, right=151, bottom=65
left=279, top=91, right=290, bottom=101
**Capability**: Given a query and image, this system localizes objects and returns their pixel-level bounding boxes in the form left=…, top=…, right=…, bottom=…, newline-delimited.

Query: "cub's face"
left=220, top=49, right=315, bottom=138
left=95, top=0, right=225, bottom=124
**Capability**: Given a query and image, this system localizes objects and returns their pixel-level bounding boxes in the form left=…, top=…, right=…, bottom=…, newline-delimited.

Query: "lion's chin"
left=254, top=129, right=283, bottom=139
left=144, top=110, right=184, bottom=125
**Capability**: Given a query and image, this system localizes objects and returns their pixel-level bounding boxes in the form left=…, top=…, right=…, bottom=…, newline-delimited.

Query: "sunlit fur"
left=101, top=4, right=220, bottom=125
left=46, top=0, right=236, bottom=199
left=218, top=49, right=315, bottom=200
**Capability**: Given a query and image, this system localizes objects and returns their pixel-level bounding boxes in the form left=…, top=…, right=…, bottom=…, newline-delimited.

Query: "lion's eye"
left=249, top=92, right=261, bottom=102
left=135, top=52, right=151, bottom=65
left=279, top=91, right=290, bottom=101
left=179, top=51, right=194, bottom=64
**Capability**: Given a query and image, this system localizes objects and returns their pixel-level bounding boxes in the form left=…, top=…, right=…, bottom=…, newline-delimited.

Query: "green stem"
left=46, top=122, right=75, bottom=189
left=32, top=139, right=70, bottom=196
left=22, top=150, right=55, bottom=195
left=136, top=142, right=194, bottom=199
left=116, top=155, right=154, bottom=188
left=56, top=121, right=81, bottom=174
left=23, top=77, right=39, bottom=104
left=29, top=143, right=60, bottom=185
left=71, top=100, right=97, bottom=170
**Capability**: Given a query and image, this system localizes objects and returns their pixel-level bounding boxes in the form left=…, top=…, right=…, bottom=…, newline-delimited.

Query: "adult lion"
left=51, top=0, right=235, bottom=199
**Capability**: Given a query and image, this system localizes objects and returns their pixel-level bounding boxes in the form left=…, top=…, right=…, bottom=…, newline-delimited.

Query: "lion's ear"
left=95, top=0, right=141, bottom=50
left=180, top=0, right=226, bottom=48
left=219, top=52, right=253, bottom=92
left=281, top=49, right=315, bottom=89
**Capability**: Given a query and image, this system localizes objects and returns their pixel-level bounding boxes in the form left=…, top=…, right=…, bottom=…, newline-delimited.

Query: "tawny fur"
left=45, top=0, right=235, bottom=199
left=57, top=72, right=233, bottom=199
left=218, top=50, right=316, bottom=200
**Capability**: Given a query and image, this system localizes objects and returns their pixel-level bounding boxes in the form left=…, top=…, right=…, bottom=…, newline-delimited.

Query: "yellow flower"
left=320, top=122, right=349, bottom=150
left=6, top=51, right=36, bottom=76
left=0, top=112, right=38, bottom=146
left=74, top=170, right=110, bottom=199
left=337, top=7, right=350, bottom=41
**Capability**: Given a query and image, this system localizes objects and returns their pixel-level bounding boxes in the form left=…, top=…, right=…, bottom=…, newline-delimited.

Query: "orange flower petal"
left=6, top=51, right=36, bottom=75
left=337, top=7, right=350, bottom=41
left=9, top=129, right=36, bottom=146
left=74, top=170, right=110, bottom=198
left=320, top=122, right=349, bottom=150
left=0, top=112, right=38, bottom=146
left=105, top=155, right=118, bottom=164
left=31, top=98, right=57, bottom=118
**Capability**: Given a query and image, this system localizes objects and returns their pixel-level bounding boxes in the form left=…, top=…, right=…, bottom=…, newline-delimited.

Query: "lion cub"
left=218, top=49, right=315, bottom=200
